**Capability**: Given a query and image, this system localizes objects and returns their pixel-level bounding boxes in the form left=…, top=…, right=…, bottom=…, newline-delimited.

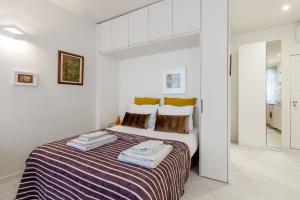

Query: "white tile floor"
left=1, top=144, right=300, bottom=200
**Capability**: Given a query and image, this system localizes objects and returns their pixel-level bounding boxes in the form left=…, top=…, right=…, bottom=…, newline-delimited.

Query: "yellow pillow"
left=164, top=97, right=197, bottom=106
left=135, top=97, right=161, bottom=105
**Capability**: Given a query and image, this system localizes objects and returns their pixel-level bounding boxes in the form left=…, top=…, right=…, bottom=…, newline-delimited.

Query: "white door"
left=291, top=55, right=300, bottom=149
left=238, top=42, right=267, bottom=148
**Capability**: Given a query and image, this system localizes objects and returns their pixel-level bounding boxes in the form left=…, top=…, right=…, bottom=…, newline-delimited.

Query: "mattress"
left=108, top=125, right=199, bottom=156
left=16, top=129, right=192, bottom=200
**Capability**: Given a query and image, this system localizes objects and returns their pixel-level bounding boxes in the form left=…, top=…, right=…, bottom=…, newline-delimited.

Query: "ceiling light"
left=277, top=53, right=281, bottom=57
left=283, top=4, right=291, bottom=11
left=3, top=27, right=24, bottom=35
left=0, top=25, right=25, bottom=40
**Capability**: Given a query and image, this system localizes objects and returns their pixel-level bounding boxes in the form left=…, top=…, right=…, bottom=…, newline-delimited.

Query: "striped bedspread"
left=16, top=129, right=191, bottom=200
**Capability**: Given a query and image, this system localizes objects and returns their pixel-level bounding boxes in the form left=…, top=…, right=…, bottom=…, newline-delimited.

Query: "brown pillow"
left=122, top=112, right=151, bottom=129
left=154, top=115, right=189, bottom=134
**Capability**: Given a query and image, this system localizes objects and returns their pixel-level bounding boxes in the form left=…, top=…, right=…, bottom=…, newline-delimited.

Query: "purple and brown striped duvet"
left=16, top=129, right=191, bottom=200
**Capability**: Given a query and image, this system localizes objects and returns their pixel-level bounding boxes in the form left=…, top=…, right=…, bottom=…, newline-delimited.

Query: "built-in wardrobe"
left=238, top=41, right=283, bottom=149
left=96, top=0, right=229, bottom=183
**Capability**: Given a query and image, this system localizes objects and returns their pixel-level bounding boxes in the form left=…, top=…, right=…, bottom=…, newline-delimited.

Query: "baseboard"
left=0, top=170, right=23, bottom=184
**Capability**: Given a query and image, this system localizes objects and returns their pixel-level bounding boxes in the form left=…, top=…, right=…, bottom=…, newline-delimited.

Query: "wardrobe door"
left=149, top=0, right=172, bottom=41
left=201, top=0, right=229, bottom=183
left=98, top=21, right=111, bottom=53
left=111, top=15, right=129, bottom=50
left=173, top=0, right=201, bottom=36
left=129, top=7, right=149, bottom=46
left=238, top=42, right=266, bottom=148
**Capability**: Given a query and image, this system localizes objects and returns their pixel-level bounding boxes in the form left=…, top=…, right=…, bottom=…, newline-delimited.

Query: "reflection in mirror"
left=266, top=40, right=282, bottom=149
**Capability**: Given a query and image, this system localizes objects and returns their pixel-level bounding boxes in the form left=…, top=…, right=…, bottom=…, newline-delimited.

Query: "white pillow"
left=128, top=104, right=159, bottom=129
left=158, top=105, right=194, bottom=132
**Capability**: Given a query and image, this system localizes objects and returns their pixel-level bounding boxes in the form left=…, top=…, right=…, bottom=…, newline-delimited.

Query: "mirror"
left=266, top=40, right=282, bottom=149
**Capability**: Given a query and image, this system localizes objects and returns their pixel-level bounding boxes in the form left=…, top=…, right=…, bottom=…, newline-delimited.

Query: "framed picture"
left=14, top=71, right=38, bottom=86
left=58, top=50, right=84, bottom=85
left=162, top=68, right=186, bottom=94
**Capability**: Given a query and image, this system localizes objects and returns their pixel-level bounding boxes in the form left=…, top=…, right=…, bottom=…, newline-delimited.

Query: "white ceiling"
left=47, top=0, right=159, bottom=23
left=231, top=0, right=300, bottom=34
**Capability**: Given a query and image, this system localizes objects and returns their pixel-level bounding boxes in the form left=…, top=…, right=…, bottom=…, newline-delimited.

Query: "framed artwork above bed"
left=58, top=50, right=84, bottom=86
left=162, top=68, right=186, bottom=94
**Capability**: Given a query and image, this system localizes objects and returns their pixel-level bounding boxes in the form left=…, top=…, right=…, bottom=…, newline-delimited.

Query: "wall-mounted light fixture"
left=0, top=25, right=25, bottom=40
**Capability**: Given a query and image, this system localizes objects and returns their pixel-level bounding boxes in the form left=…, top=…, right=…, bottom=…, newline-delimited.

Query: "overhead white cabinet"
left=149, top=0, right=172, bottom=41
left=173, top=0, right=201, bottom=36
left=129, top=7, right=149, bottom=46
left=98, top=21, right=111, bottom=53
left=97, top=0, right=202, bottom=54
left=111, top=15, right=129, bottom=50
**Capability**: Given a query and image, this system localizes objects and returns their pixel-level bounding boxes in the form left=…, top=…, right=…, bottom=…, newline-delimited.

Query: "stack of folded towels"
left=118, top=140, right=173, bottom=169
left=67, top=131, right=118, bottom=151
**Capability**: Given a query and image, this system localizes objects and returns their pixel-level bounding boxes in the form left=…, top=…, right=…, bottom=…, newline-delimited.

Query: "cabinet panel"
left=129, top=7, right=149, bottom=46
left=111, top=15, right=129, bottom=50
left=149, top=0, right=172, bottom=41
left=98, top=21, right=111, bottom=52
left=173, top=0, right=201, bottom=36
left=238, top=42, right=267, bottom=148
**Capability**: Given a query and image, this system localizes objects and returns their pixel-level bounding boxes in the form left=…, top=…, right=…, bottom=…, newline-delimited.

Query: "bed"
left=16, top=126, right=198, bottom=200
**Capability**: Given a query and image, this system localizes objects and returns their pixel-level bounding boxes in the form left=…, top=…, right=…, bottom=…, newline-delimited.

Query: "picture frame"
left=58, top=50, right=84, bottom=86
left=162, top=68, right=186, bottom=94
left=14, top=71, right=38, bottom=86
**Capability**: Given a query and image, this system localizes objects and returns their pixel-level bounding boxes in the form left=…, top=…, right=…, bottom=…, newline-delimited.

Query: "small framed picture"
left=58, top=50, right=84, bottom=86
left=14, top=71, right=38, bottom=86
left=162, top=68, right=186, bottom=94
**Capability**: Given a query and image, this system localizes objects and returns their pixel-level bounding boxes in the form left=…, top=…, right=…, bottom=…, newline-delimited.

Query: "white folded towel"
left=79, top=131, right=108, bottom=142
left=131, top=140, right=163, bottom=155
left=131, top=141, right=163, bottom=155
left=67, top=135, right=117, bottom=151
left=72, top=134, right=115, bottom=146
left=118, top=144, right=173, bottom=169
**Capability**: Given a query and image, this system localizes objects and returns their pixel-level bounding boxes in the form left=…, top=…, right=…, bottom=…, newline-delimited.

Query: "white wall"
left=230, top=24, right=300, bottom=148
left=118, top=47, right=201, bottom=126
left=0, top=0, right=97, bottom=180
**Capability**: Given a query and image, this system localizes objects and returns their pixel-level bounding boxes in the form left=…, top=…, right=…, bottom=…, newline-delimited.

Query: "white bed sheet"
left=107, top=125, right=199, bottom=156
